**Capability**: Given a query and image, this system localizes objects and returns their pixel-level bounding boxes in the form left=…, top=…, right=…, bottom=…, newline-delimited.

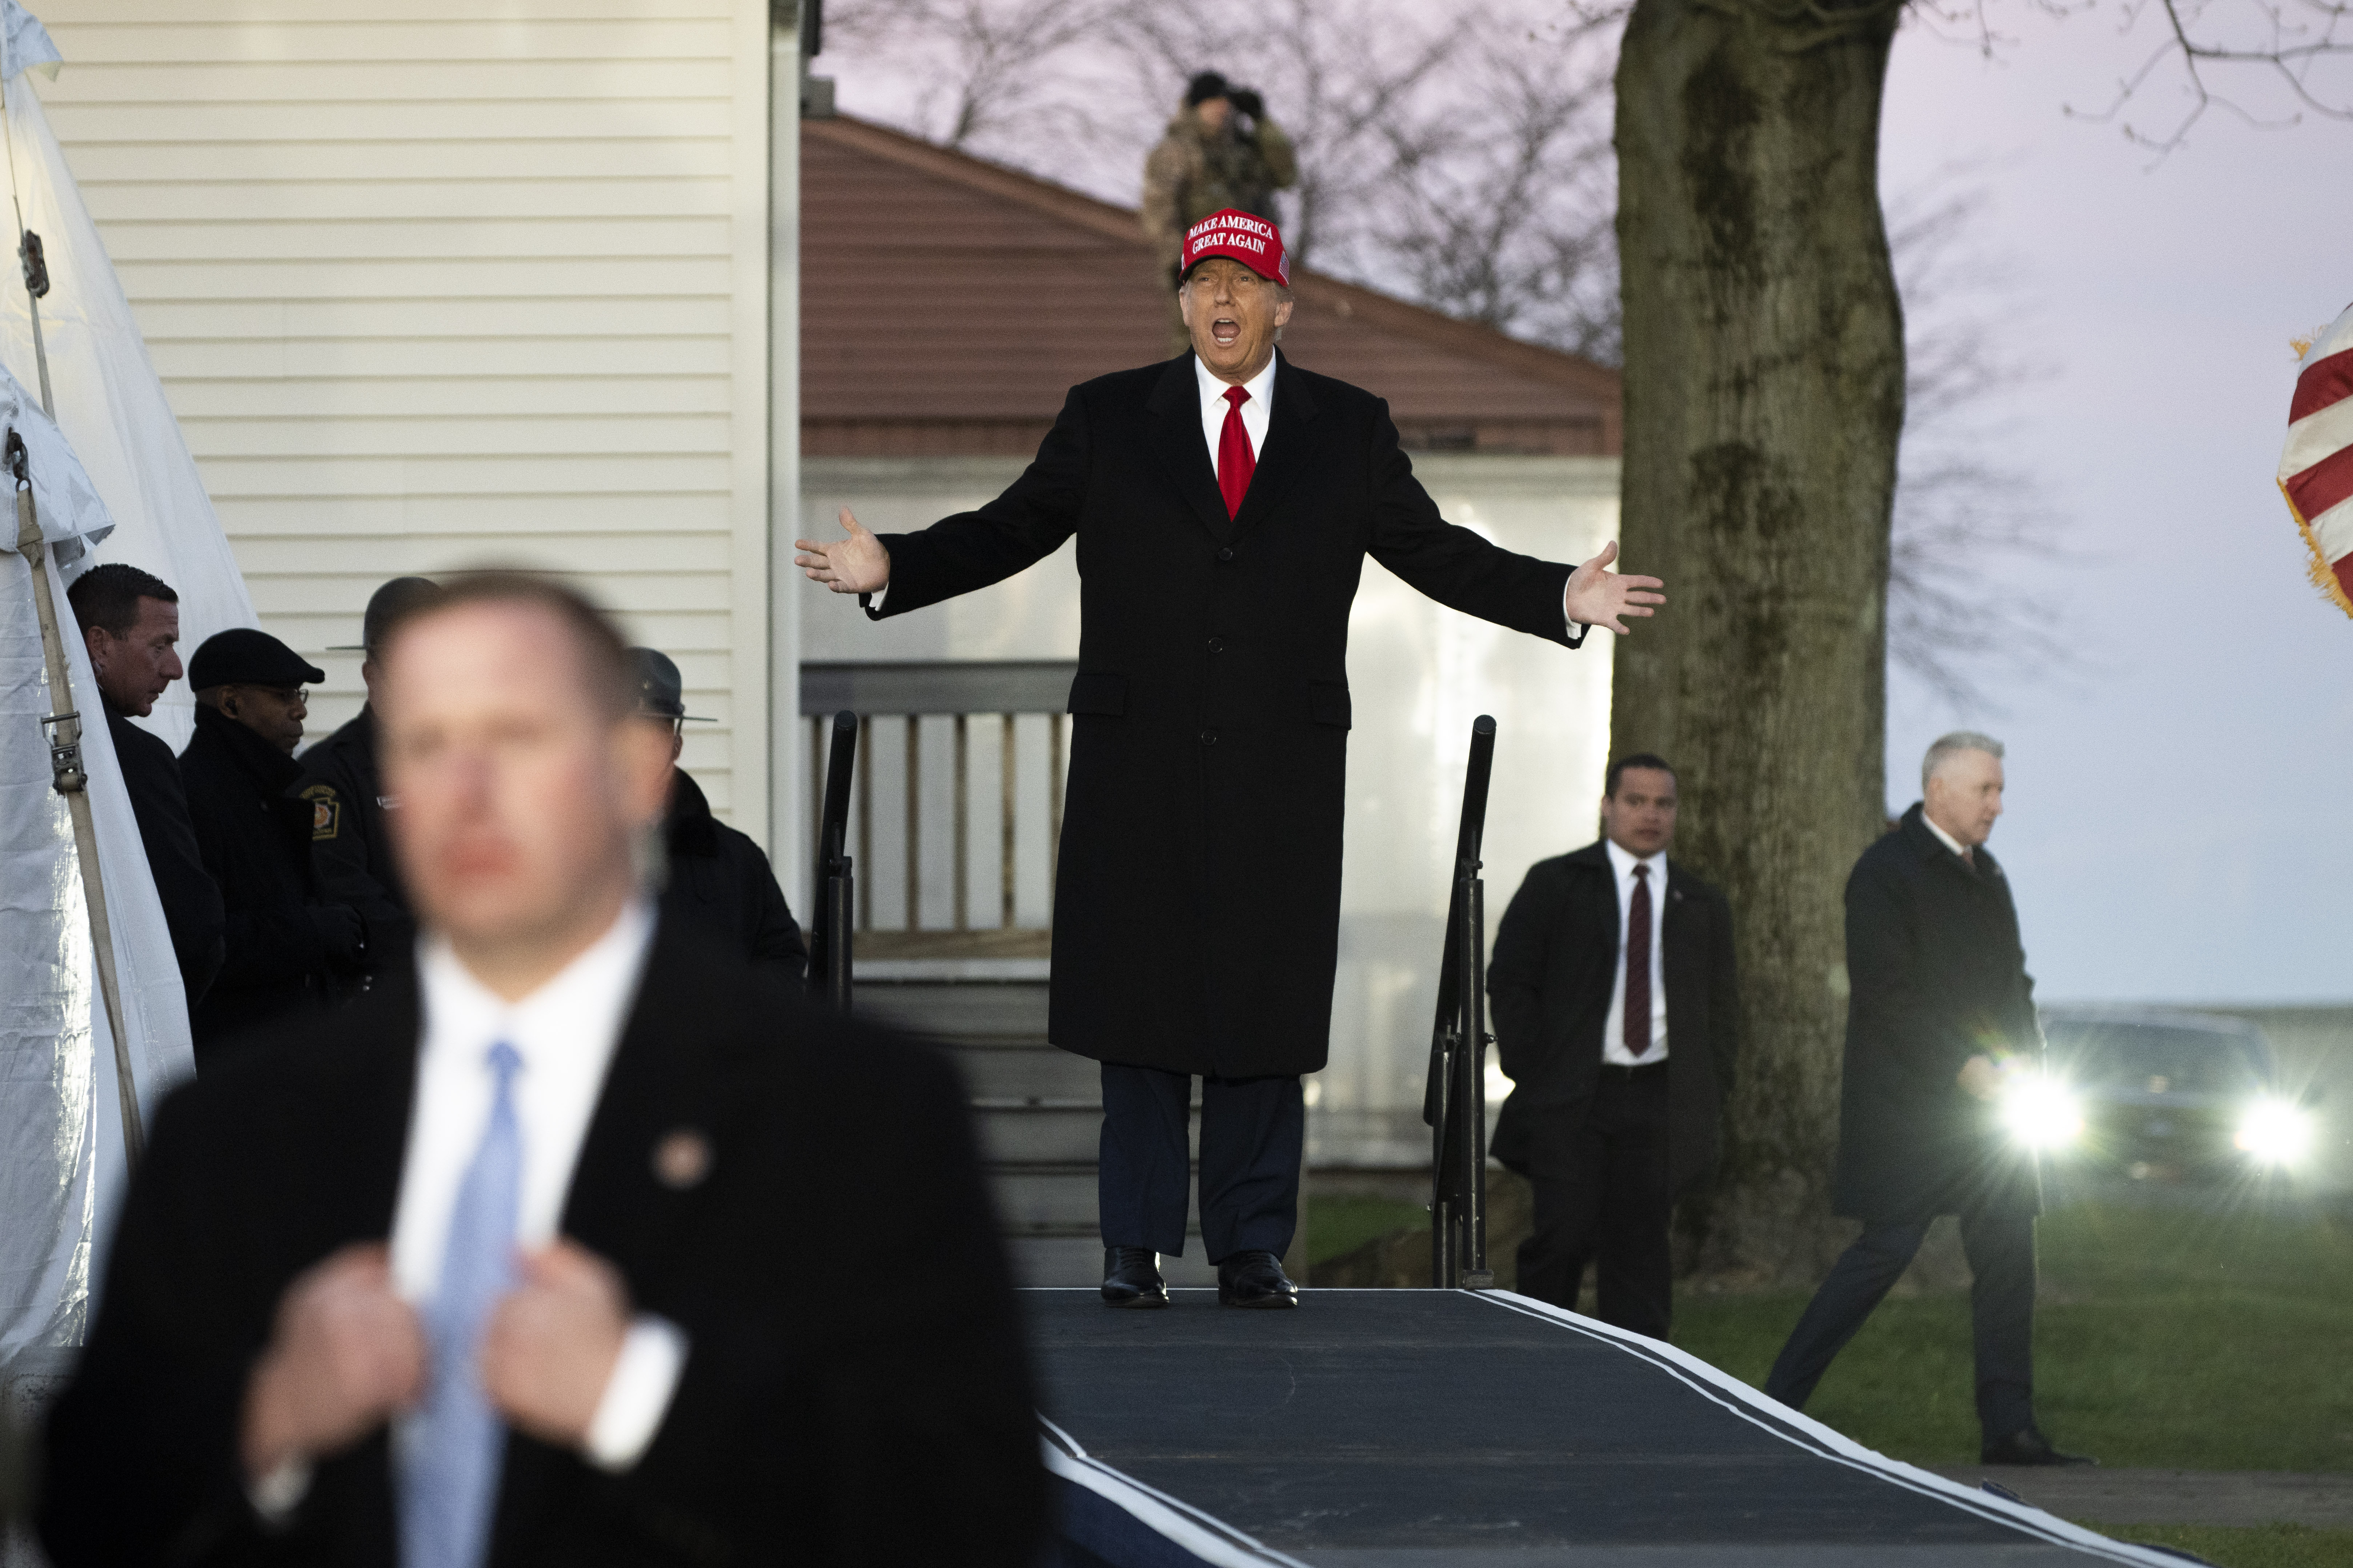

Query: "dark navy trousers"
left=1097, top=1064, right=1303, bottom=1263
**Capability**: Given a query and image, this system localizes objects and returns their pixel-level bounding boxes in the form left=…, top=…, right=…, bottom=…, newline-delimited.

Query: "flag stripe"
left=2314, top=493, right=2353, bottom=563
left=2290, top=346, right=2353, bottom=423
left=2287, top=442, right=2353, bottom=535
left=2281, top=393, right=2353, bottom=481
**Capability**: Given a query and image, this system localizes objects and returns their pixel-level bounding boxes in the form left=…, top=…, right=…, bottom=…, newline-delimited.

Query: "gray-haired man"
left=1764, top=733, right=2093, bottom=1467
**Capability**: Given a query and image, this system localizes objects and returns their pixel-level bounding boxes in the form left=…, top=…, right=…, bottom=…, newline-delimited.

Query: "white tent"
left=0, top=2, right=237, bottom=1369
left=0, top=2, right=257, bottom=755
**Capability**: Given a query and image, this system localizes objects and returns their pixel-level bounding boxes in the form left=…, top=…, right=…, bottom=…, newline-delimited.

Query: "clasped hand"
left=240, top=1239, right=632, bottom=1484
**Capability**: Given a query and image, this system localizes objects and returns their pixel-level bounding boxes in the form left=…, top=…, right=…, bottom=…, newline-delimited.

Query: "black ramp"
left=1030, top=1289, right=2178, bottom=1567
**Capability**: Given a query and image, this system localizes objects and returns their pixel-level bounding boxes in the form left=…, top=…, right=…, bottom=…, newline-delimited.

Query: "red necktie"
left=1217, top=385, right=1255, bottom=518
left=1624, top=863, right=1652, bottom=1057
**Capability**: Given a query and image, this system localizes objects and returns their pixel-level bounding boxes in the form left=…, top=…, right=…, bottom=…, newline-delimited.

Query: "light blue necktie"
left=401, top=1041, right=524, bottom=1568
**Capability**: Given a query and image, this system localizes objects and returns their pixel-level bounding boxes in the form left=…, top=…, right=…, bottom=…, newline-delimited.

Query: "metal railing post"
left=808, top=709, right=858, bottom=1012
left=1424, top=716, right=1497, bottom=1290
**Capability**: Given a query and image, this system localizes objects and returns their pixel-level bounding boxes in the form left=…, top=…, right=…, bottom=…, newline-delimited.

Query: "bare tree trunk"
left=1612, top=0, right=1905, bottom=1285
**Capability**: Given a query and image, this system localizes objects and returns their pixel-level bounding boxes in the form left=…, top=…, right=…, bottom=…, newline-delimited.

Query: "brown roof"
left=802, top=116, right=1621, bottom=458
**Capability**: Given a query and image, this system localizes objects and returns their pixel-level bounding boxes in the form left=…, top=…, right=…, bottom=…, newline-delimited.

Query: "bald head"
left=375, top=578, right=670, bottom=998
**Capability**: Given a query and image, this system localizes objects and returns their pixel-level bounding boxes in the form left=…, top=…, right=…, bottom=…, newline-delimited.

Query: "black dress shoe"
left=1101, top=1247, right=1169, bottom=1308
left=1215, top=1250, right=1300, bottom=1308
left=1981, top=1427, right=2097, bottom=1467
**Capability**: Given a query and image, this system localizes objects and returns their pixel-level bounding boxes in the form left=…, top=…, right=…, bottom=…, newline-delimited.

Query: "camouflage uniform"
left=1142, top=110, right=1298, bottom=354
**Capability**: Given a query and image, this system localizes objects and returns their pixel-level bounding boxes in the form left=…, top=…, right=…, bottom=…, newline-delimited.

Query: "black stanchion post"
left=809, top=709, right=859, bottom=1014
left=1424, top=716, right=1497, bottom=1289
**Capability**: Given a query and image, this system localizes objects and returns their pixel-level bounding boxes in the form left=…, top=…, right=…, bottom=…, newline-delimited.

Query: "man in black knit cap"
left=180, top=627, right=367, bottom=1057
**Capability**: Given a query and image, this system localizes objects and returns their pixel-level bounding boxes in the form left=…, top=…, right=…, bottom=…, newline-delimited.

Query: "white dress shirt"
left=254, top=901, right=684, bottom=1520
left=1600, top=839, right=1669, bottom=1065
left=1921, top=810, right=1972, bottom=863
left=1195, top=349, right=1274, bottom=470
left=392, top=898, right=684, bottom=1474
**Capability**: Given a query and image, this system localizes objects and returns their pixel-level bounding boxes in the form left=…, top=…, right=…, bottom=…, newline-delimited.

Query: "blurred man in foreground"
left=301, top=575, right=447, bottom=980
left=43, top=574, right=1045, bottom=1565
left=69, top=562, right=224, bottom=1009
left=1764, top=733, right=2093, bottom=1468
left=632, top=646, right=807, bottom=979
left=1488, top=754, right=1738, bottom=1337
left=180, top=627, right=365, bottom=1058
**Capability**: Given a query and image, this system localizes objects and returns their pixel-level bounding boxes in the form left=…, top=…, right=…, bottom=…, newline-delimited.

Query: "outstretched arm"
left=796, top=385, right=1091, bottom=618
left=1367, top=403, right=1662, bottom=643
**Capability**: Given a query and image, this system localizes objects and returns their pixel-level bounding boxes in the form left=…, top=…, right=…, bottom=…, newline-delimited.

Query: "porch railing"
left=799, top=661, right=1075, bottom=959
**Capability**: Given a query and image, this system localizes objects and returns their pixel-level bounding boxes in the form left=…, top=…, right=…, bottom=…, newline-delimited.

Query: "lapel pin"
left=652, top=1128, right=712, bottom=1190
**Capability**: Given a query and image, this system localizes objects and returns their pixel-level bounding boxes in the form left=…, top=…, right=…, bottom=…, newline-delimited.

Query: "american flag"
left=2281, top=302, right=2353, bottom=619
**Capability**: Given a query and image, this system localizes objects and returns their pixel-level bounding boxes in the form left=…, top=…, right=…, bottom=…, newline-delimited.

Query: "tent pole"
left=11, top=432, right=141, bottom=1173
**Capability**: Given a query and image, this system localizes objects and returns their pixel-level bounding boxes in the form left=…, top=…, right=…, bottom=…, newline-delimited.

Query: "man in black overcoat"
left=68, top=562, right=225, bottom=1010
left=41, top=574, right=1046, bottom=1568
left=298, top=575, right=448, bottom=979
left=180, top=628, right=368, bottom=1059
left=1488, top=754, right=1737, bottom=1336
left=1764, top=733, right=2093, bottom=1467
left=631, top=646, right=809, bottom=979
left=796, top=209, right=1663, bottom=1308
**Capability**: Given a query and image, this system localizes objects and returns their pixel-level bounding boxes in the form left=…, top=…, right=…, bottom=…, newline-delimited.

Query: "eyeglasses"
left=242, top=686, right=309, bottom=705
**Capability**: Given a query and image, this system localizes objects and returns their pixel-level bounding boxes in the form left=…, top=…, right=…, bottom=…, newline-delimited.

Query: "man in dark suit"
left=68, top=562, right=224, bottom=1010
left=180, top=628, right=367, bottom=1059
left=300, top=575, right=448, bottom=980
left=630, top=646, right=808, bottom=979
left=1764, top=733, right=2093, bottom=1468
left=41, top=573, right=1046, bottom=1566
left=1488, top=753, right=1738, bottom=1336
left=796, top=209, right=1664, bottom=1310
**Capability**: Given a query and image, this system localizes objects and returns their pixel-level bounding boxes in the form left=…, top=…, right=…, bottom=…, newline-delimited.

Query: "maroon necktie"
left=1624, top=863, right=1652, bottom=1057
left=1217, top=385, right=1255, bottom=518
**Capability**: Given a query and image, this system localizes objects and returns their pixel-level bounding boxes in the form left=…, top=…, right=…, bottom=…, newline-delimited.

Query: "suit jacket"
left=658, top=767, right=807, bottom=981
left=297, top=705, right=414, bottom=972
left=180, top=706, right=350, bottom=1056
left=1832, top=803, right=2043, bottom=1224
left=40, top=920, right=1047, bottom=1568
left=1487, top=842, right=1740, bottom=1194
left=105, top=699, right=225, bottom=1009
left=870, top=350, right=1579, bottom=1078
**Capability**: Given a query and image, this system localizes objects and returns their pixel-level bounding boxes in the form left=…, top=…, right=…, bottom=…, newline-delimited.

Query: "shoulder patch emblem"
left=300, top=783, right=341, bottom=840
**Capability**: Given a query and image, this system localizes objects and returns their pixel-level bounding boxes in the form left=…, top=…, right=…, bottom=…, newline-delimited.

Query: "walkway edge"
left=1471, top=1288, right=2188, bottom=1567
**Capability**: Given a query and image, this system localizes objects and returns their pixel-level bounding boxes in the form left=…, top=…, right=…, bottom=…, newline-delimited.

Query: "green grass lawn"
left=1305, top=1194, right=1429, bottom=1265
left=2073, top=1523, right=2353, bottom=1568
left=1669, top=1199, right=2353, bottom=1472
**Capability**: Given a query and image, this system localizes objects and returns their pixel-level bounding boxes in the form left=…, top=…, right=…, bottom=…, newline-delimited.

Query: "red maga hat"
left=1180, top=208, right=1290, bottom=288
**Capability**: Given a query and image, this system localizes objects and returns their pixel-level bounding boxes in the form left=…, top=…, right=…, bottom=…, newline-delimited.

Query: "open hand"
left=241, top=1243, right=424, bottom=1483
left=1564, top=540, right=1665, bottom=635
left=480, top=1239, right=632, bottom=1448
left=793, top=507, right=892, bottom=595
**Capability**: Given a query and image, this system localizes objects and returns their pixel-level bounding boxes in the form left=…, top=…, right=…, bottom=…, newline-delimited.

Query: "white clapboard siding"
left=32, top=1, right=774, bottom=836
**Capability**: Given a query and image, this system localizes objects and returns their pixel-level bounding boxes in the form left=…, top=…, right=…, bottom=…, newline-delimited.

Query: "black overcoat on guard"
left=1486, top=842, right=1740, bottom=1195
left=39, top=920, right=1047, bottom=1567
left=870, top=351, right=1579, bottom=1078
left=1832, top=803, right=2044, bottom=1225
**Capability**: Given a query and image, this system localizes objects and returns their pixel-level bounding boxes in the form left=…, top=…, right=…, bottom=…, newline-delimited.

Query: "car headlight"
left=2234, top=1098, right=2313, bottom=1166
left=2001, top=1073, right=2084, bottom=1149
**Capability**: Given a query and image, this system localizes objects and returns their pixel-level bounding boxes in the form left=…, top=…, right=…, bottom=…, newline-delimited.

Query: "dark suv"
left=2038, top=1008, right=2316, bottom=1181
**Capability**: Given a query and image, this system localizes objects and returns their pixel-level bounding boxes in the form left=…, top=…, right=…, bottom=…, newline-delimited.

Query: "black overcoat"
left=105, top=700, right=225, bottom=1009
left=39, top=920, right=1047, bottom=1568
left=296, top=704, right=415, bottom=968
left=869, top=351, right=1579, bottom=1077
left=659, top=766, right=808, bottom=980
left=180, top=706, right=348, bottom=1055
left=1832, top=803, right=2044, bottom=1225
left=1486, top=843, right=1740, bottom=1194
